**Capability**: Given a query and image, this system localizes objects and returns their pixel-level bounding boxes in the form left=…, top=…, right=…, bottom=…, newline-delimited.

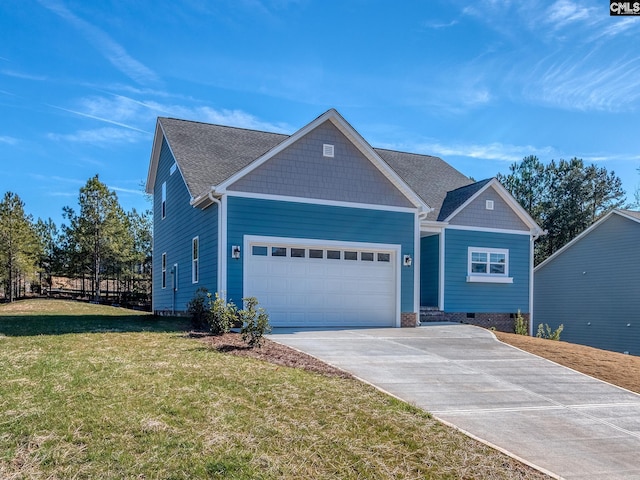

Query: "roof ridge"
left=159, top=117, right=291, bottom=137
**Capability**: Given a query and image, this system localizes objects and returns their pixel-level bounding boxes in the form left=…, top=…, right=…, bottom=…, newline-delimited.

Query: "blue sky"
left=1, top=0, right=639, bottom=225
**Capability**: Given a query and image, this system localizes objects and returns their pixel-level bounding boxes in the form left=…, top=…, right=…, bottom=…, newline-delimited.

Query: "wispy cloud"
left=544, top=0, right=597, bottom=30
left=1, top=69, right=48, bottom=81
left=38, top=0, right=160, bottom=86
left=74, top=93, right=293, bottom=133
left=110, top=185, right=144, bottom=195
left=0, top=135, right=19, bottom=145
left=404, top=140, right=556, bottom=163
left=48, top=103, right=152, bottom=134
left=46, top=127, right=146, bottom=145
left=423, top=19, right=459, bottom=29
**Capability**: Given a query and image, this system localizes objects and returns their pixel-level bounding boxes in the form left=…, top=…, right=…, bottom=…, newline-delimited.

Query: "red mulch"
left=193, top=331, right=353, bottom=379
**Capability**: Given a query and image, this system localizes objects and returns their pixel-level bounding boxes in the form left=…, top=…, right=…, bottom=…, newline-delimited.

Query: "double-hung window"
left=192, top=237, right=199, bottom=283
left=161, top=182, right=167, bottom=219
left=467, top=247, right=512, bottom=283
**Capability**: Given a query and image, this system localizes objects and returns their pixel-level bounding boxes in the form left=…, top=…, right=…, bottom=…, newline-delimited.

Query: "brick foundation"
left=421, top=311, right=529, bottom=333
left=441, top=312, right=529, bottom=333
left=401, top=312, right=419, bottom=328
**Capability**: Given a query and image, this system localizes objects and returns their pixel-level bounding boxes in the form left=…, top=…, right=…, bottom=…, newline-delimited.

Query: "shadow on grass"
left=0, top=314, right=192, bottom=337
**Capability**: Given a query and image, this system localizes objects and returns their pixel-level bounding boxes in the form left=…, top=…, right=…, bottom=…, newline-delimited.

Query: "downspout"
left=207, top=190, right=224, bottom=299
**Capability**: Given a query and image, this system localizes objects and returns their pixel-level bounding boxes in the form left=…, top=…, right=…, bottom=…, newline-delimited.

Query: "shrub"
left=514, top=310, right=528, bottom=336
left=187, top=288, right=210, bottom=330
left=207, top=292, right=237, bottom=335
left=536, top=323, right=564, bottom=341
left=238, top=297, right=271, bottom=348
left=187, top=288, right=236, bottom=335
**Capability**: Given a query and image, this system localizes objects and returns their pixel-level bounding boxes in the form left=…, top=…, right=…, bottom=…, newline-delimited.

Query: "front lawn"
left=0, top=299, right=547, bottom=479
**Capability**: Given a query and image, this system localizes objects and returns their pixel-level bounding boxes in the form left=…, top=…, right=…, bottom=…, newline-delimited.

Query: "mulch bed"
left=193, top=331, right=353, bottom=379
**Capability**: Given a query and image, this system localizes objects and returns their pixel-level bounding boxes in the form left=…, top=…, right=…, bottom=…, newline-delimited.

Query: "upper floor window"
left=467, top=247, right=513, bottom=283
left=161, top=182, right=166, bottom=219
left=192, top=237, right=199, bottom=284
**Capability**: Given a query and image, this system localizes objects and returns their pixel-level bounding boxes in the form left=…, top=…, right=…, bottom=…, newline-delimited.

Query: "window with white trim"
left=467, top=247, right=513, bottom=283
left=192, top=237, right=199, bottom=283
left=161, top=182, right=166, bottom=219
left=161, top=252, right=167, bottom=289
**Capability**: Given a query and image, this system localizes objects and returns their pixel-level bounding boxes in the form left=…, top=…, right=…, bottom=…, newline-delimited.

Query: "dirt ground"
left=199, top=330, right=640, bottom=394
left=494, top=332, right=640, bottom=394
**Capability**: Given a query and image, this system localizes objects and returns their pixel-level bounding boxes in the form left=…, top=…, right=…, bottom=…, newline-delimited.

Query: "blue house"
left=146, top=109, right=543, bottom=329
left=534, top=209, right=640, bottom=354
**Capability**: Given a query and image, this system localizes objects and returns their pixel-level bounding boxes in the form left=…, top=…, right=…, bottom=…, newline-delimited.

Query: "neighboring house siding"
left=153, top=138, right=217, bottom=313
left=226, top=196, right=416, bottom=311
left=534, top=213, right=640, bottom=354
left=227, top=122, right=414, bottom=208
left=420, top=235, right=439, bottom=306
left=444, top=229, right=530, bottom=313
left=448, top=187, right=529, bottom=231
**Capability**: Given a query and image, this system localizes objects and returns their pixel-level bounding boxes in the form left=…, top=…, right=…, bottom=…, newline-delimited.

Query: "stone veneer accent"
left=401, top=312, right=419, bottom=328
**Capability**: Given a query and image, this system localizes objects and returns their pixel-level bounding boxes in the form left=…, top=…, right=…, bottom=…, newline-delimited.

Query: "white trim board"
left=224, top=190, right=419, bottom=214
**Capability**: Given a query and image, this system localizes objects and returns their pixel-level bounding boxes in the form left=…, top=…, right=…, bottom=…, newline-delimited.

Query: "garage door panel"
left=245, top=240, right=397, bottom=327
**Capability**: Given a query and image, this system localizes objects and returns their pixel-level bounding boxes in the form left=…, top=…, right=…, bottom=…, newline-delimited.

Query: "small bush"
left=514, top=310, right=528, bottom=336
left=207, top=292, right=237, bottom=335
left=239, top=297, right=271, bottom=348
left=536, top=323, right=564, bottom=341
left=187, top=288, right=210, bottom=330
left=187, top=288, right=236, bottom=335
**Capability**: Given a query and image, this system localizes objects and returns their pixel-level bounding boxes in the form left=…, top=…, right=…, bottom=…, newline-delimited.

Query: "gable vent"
left=323, top=144, right=335, bottom=158
left=486, top=200, right=494, bottom=210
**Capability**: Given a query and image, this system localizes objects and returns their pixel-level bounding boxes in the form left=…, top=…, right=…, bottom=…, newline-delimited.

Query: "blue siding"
left=420, top=235, right=439, bottom=306
left=535, top=213, right=640, bottom=355
left=444, top=229, right=531, bottom=313
left=226, top=196, right=416, bottom=311
left=152, top=138, right=217, bottom=313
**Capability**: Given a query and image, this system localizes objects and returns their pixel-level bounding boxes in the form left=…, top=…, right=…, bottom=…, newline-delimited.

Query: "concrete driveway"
left=268, top=324, right=640, bottom=480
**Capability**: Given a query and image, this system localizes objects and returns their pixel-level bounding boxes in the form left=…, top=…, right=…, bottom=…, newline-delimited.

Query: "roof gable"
left=226, top=120, right=415, bottom=208
left=535, top=209, right=640, bottom=271
left=216, top=109, right=429, bottom=211
left=440, top=178, right=543, bottom=235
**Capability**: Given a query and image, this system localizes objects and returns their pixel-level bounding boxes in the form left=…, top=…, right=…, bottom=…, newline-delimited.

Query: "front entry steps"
left=420, top=306, right=446, bottom=324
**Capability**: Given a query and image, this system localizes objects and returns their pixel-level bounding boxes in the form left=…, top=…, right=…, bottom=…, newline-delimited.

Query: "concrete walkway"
left=268, top=324, right=640, bottom=480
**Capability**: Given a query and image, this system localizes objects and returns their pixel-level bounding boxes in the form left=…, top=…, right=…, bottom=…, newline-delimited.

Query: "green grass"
left=0, top=299, right=548, bottom=479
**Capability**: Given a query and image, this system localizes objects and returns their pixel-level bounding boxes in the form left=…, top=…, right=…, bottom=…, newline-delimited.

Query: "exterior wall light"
left=232, top=245, right=241, bottom=259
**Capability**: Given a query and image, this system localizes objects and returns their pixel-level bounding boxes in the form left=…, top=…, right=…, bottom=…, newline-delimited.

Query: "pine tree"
left=61, top=175, right=132, bottom=302
left=0, top=192, right=39, bottom=301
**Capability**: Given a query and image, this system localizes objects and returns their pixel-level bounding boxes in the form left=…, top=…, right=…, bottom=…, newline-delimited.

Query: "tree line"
left=0, top=175, right=152, bottom=305
left=497, top=156, right=628, bottom=265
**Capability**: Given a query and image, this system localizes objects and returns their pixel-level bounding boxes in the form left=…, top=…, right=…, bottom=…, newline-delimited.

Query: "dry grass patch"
left=495, top=332, right=640, bottom=394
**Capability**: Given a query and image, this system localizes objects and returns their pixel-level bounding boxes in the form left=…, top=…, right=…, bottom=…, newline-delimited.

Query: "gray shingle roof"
left=620, top=209, right=640, bottom=221
left=437, top=178, right=493, bottom=221
left=374, top=148, right=472, bottom=220
left=159, top=117, right=287, bottom=200
left=159, top=117, right=473, bottom=218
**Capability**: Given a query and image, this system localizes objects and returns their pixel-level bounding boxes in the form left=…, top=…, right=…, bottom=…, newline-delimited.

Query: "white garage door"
left=244, top=237, right=398, bottom=327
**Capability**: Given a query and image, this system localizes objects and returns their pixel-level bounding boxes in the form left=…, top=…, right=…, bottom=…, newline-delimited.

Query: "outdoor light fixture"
left=232, top=245, right=241, bottom=259
left=403, top=255, right=412, bottom=267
